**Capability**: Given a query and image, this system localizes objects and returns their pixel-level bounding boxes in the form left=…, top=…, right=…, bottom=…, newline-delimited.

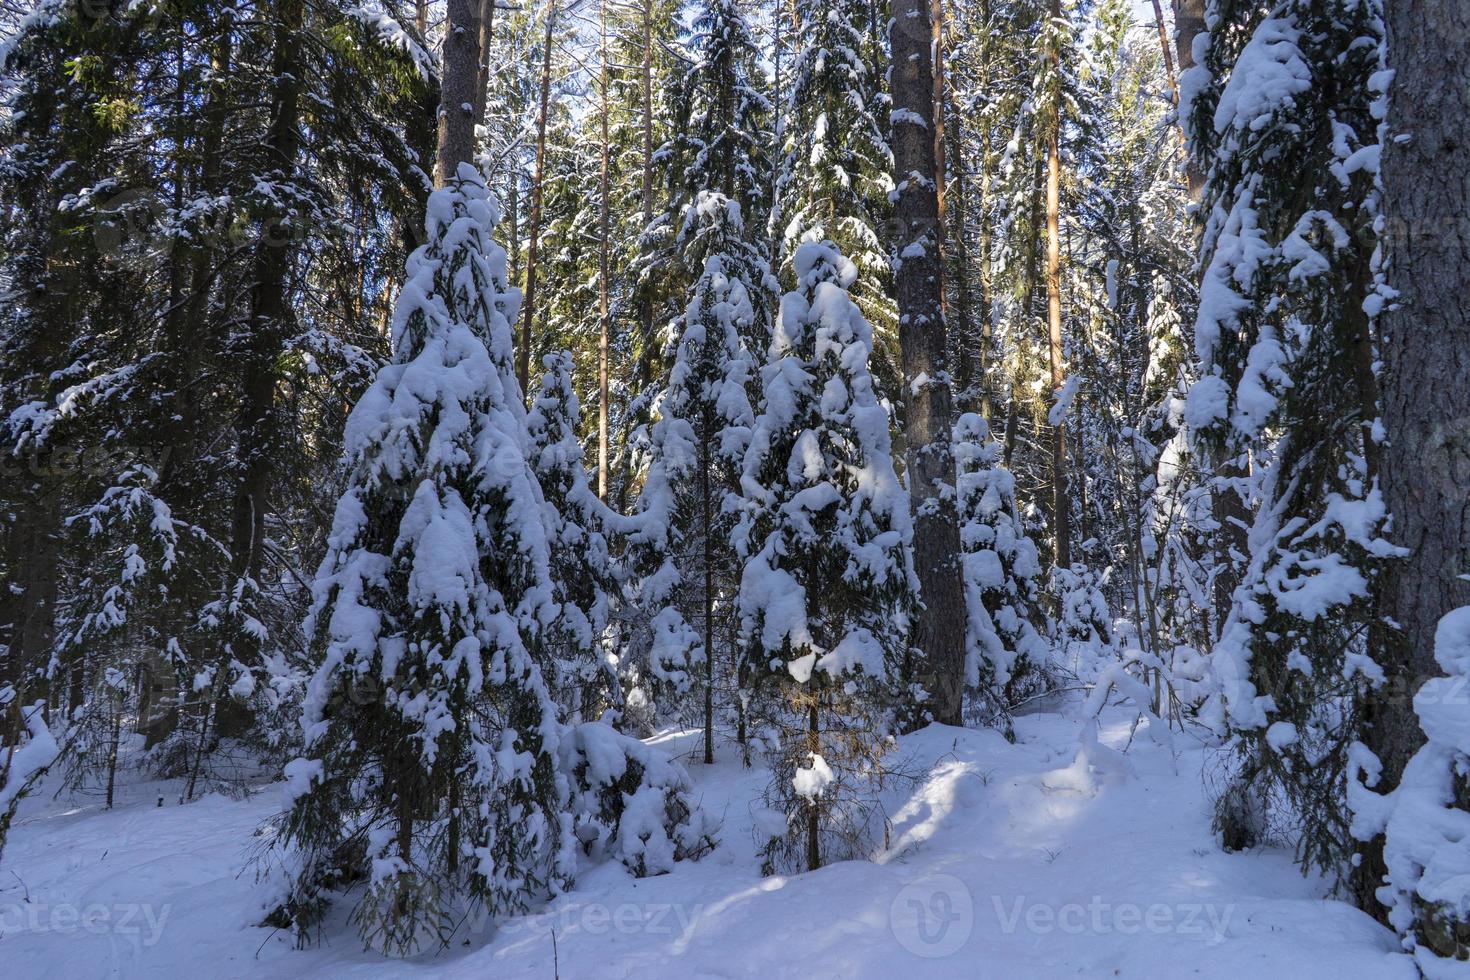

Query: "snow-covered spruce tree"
left=279, top=167, right=572, bottom=953
left=773, top=0, right=894, bottom=345
left=558, top=719, right=719, bottom=877
left=953, top=413, right=1048, bottom=734
left=1048, top=563, right=1113, bottom=680
left=673, top=0, right=771, bottom=218
left=1350, top=608, right=1470, bottom=970
left=526, top=351, right=622, bottom=721
left=1180, top=0, right=1394, bottom=872
left=628, top=195, right=764, bottom=761
left=734, top=240, right=915, bottom=873
left=655, top=0, right=773, bottom=759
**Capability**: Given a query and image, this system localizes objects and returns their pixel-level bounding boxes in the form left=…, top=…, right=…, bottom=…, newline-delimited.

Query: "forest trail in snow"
left=0, top=703, right=1412, bottom=979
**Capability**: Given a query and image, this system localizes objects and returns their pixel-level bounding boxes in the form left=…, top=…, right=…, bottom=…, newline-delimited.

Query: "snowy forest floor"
left=1, top=698, right=1416, bottom=979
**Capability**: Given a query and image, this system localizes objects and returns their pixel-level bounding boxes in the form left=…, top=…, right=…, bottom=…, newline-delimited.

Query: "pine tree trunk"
left=105, top=702, right=120, bottom=810
left=891, top=0, right=965, bottom=727
left=931, top=0, right=947, bottom=266
left=518, top=0, right=557, bottom=393
left=508, top=173, right=521, bottom=281
left=1045, top=114, right=1071, bottom=570
left=615, top=0, right=660, bottom=513
left=702, top=432, right=715, bottom=765
left=1149, top=0, right=1177, bottom=99
left=975, top=110, right=996, bottom=425
left=641, top=0, right=654, bottom=228
left=636, top=0, right=656, bottom=459
left=1356, top=0, right=1470, bottom=917
left=770, top=0, right=784, bottom=273
left=597, top=0, right=612, bottom=499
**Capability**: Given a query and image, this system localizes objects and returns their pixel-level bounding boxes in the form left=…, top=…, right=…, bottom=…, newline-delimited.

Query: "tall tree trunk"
left=166, top=36, right=227, bottom=413
left=891, top=0, right=965, bottom=727
left=437, top=0, right=483, bottom=183
left=770, top=0, right=784, bottom=271
left=615, top=0, right=655, bottom=511
left=597, top=0, right=612, bottom=499
left=476, top=0, right=495, bottom=128
left=1149, top=0, right=1177, bottom=100
left=641, top=0, right=654, bottom=228
left=214, top=0, right=298, bottom=750
left=1045, top=97, right=1071, bottom=570
left=422, top=0, right=489, bottom=873
left=702, top=434, right=715, bottom=765
left=1355, top=0, right=1470, bottom=918
left=518, top=0, right=557, bottom=393
left=931, top=0, right=947, bottom=262
left=1171, top=0, right=1206, bottom=201
left=238, top=0, right=303, bottom=589
left=508, top=173, right=521, bottom=281
left=974, top=91, right=996, bottom=424
left=104, top=698, right=120, bottom=809
left=1125, top=213, right=1165, bottom=698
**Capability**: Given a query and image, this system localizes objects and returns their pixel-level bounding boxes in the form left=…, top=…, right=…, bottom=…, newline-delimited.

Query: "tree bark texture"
left=1356, top=0, right=1470, bottom=916
left=891, top=0, right=965, bottom=727
left=436, top=0, right=482, bottom=185
left=1045, top=116, right=1070, bottom=571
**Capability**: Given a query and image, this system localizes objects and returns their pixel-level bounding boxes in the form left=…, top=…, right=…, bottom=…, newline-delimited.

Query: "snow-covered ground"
left=1, top=702, right=1414, bottom=979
